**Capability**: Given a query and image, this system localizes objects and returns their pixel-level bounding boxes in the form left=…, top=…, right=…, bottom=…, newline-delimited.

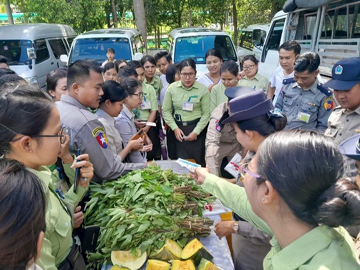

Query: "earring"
left=262, top=198, right=265, bottom=203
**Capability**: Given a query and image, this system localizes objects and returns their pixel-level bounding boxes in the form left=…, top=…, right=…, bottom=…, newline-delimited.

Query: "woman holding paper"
left=116, top=78, right=153, bottom=164
left=162, top=59, right=210, bottom=166
left=96, top=80, right=146, bottom=171
left=205, top=90, right=287, bottom=270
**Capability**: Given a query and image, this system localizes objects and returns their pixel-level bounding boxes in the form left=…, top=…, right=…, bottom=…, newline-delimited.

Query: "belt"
left=57, top=240, right=85, bottom=270
left=175, top=118, right=200, bottom=127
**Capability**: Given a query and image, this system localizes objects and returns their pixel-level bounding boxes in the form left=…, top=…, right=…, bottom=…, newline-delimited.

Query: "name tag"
left=297, top=112, right=310, bottom=123
left=141, top=101, right=151, bottom=110
left=182, top=102, right=194, bottom=111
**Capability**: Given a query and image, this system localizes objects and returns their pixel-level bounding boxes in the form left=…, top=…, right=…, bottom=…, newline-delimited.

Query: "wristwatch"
left=233, top=222, right=239, bottom=233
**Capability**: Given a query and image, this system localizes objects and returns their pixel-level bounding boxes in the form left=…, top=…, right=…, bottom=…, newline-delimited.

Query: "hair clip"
left=267, top=108, right=283, bottom=118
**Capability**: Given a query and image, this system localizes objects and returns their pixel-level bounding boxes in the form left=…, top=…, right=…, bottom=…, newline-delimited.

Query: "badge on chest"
left=141, top=101, right=151, bottom=110
left=297, top=112, right=311, bottom=123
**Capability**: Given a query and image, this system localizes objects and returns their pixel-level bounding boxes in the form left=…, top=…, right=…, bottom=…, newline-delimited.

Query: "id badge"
left=297, top=112, right=311, bottom=123
left=182, top=102, right=194, bottom=111
left=141, top=101, right=151, bottom=110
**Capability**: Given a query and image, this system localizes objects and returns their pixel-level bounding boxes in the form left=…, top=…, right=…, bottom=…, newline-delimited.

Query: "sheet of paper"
left=224, top=153, right=242, bottom=178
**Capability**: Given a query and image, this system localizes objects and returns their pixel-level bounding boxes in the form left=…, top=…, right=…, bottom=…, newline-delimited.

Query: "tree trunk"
left=232, top=0, right=238, bottom=47
left=133, top=0, right=147, bottom=51
left=5, top=0, right=14, bottom=24
left=188, top=10, right=192, bottom=27
left=157, top=27, right=161, bottom=48
left=106, top=10, right=111, bottom=29
left=111, top=0, right=117, bottom=28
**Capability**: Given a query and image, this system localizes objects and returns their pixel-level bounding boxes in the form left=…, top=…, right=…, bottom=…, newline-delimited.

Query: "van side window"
left=321, top=3, right=360, bottom=39
left=263, top=18, right=285, bottom=59
left=240, top=31, right=254, bottom=50
left=34, top=39, right=50, bottom=64
left=48, top=39, right=67, bottom=59
left=66, top=37, right=74, bottom=49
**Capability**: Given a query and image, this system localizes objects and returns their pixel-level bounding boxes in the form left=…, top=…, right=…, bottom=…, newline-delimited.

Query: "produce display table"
left=102, top=160, right=234, bottom=269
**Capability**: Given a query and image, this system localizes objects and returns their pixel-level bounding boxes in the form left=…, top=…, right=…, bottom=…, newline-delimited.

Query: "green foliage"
left=13, top=0, right=106, bottom=32
left=85, top=166, right=214, bottom=269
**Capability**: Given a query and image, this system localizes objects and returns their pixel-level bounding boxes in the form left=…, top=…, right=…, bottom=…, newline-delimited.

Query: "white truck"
left=259, top=0, right=360, bottom=80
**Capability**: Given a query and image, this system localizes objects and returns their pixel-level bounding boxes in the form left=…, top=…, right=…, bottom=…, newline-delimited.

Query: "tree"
left=3, top=0, right=14, bottom=24
left=133, top=0, right=147, bottom=48
left=110, top=0, right=118, bottom=27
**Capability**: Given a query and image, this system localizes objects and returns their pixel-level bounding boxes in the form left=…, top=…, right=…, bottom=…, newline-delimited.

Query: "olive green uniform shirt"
left=202, top=174, right=360, bottom=269
left=238, top=73, right=269, bottom=91
left=30, top=165, right=87, bottom=270
left=162, top=80, right=210, bottom=135
left=210, top=81, right=244, bottom=113
left=138, top=83, right=158, bottom=121
left=145, top=75, right=163, bottom=97
left=325, top=106, right=360, bottom=177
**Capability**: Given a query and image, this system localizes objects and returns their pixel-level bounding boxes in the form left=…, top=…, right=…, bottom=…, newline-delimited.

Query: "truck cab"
left=259, top=0, right=360, bottom=80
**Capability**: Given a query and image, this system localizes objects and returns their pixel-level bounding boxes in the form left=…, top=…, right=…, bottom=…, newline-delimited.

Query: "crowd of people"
left=0, top=39, right=360, bottom=270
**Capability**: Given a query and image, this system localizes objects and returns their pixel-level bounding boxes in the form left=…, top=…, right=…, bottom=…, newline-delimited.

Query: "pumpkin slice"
left=150, top=239, right=182, bottom=261
left=146, top=259, right=171, bottom=270
left=198, top=258, right=220, bottom=270
left=171, top=260, right=195, bottom=270
left=111, top=249, right=147, bottom=270
left=110, top=266, right=129, bottom=270
left=180, top=238, right=213, bottom=266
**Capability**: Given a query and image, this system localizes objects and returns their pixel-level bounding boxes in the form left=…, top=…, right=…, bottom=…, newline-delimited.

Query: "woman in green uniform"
left=191, top=92, right=360, bottom=269
left=141, top=55, right=163, bottom=98
left=0, top=85, right=94, bottom=270
left=210, top=60, right=240, bottom=113
left=162, top=58, right=210, bottom=165
left=239, top=55, right=269, bottom=91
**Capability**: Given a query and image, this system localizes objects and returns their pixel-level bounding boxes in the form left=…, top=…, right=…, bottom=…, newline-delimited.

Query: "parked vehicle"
left=259, top=0, right=360, bottom=80
left=0, top=23, right=76, bottom=87
left=167, top=27, right=238, bottom=77
left=62, top=28, right=145, bottom=66
left=237, top=23, right=270, bottom=63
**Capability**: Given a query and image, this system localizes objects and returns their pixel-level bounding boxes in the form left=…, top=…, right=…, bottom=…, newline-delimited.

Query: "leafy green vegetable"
left=85, top=166, right=214, bottom=267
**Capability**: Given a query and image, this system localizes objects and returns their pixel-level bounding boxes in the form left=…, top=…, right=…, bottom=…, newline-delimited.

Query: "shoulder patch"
left=317, top=84, right=333, bottom=97
left=282, top=77, right=295, bottom=85
left=92, top=126, right=106, bottom=137
left=323, top=97, right=335, bottom=111
left=96, top=133, right=108, bottom=149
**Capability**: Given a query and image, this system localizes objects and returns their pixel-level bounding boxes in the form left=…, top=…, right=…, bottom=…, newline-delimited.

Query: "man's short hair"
left=294, top=52, right=320, bottom=73
left=106, top=48, right=115, bottom=54
left=67, top=60, right=102, bottom=90
left=279, top=40, right=301, bottom=55
left=154, top=51, right=172, bottom=63
left=0, top=55, right=9, bottom=65
left=127, top=60, right=142, bottom=70
left=118, top=66, right=138, bottom=80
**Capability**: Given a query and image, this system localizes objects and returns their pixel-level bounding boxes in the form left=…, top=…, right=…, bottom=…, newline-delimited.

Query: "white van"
left=168, top=28, right=238, bottom=77
left=237, top=23, right=270, bottom=63
left=0, top=23, right=76, bottom=87
left=259, top=0, right=360, bottom=80
left=63, top=28, right=145, bottom=65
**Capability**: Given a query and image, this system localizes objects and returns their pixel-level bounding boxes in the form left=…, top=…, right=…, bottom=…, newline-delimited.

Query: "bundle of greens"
left=85, top=165, right=214, bottom=268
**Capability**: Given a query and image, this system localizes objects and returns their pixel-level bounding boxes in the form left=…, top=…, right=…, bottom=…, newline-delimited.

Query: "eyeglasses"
left=231, top=162, right=266, bottom=181
left=11, top=126, right=68, bottom=144
left=130, top=92, right=144, bottom=99
left=243, top=65, right=255, bottom=71
left=180, top=73, right=196, bottom=78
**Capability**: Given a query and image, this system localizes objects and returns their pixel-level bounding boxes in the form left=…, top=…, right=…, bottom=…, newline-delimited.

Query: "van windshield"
left=70, top=38, right=131, bottom=64
left=0, top=40, right=33, bottom=65
left=174, top=35, right=237, bottom=63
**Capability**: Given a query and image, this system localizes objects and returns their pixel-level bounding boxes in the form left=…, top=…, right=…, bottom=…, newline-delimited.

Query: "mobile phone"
left=73, top=149, right=81, bottom=194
